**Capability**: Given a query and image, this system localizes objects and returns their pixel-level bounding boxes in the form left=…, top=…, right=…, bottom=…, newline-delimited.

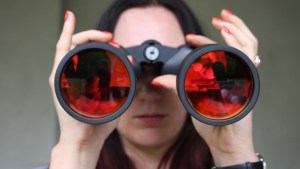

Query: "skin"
left=49, top=5, right=259, bottom=169
left=113, top=7, right=187, bottom=169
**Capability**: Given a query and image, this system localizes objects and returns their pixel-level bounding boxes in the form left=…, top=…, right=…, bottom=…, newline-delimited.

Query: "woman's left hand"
left=186, top=9, right=259, bottom=167
left=152, top=9, right=260, bottom=167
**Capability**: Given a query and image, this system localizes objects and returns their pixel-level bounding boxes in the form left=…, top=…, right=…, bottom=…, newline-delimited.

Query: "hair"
left=96, top=0, right=213, bottom=168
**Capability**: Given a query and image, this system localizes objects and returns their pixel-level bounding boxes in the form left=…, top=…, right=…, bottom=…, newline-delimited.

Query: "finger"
left=212, top=19, right=257, bottom=60
left=127, top=55, right=134, bottom=66
left=108, top=40, right=121, bottom=48
left=50, top=11, right=76, bottom=89
left=72, top=30, right=113, bottom=47
left=212, top=18, right=251, bottom=48
left=221, top=9, right=258, bottom=44
left=151, top=75, right=177, bottom=94
left=221, top=26, right=256, bottom=60
left=54, top=11, right=76, bottom=66
left=186, top=34, right=216, bottom=47
left=220, top=26, right=243, bottom=50
left=221, top=29, right=244, bottom=55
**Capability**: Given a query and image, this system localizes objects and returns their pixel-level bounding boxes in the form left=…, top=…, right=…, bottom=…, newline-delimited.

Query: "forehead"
left=113, top=5, right=185, bottom=48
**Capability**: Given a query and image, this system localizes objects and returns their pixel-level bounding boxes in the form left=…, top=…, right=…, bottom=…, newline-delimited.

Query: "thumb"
left=152, top=75, right=177, bottom=94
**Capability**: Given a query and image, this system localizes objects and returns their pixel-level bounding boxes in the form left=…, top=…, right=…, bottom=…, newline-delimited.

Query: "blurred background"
left=0, top=0, right=299, bottom=168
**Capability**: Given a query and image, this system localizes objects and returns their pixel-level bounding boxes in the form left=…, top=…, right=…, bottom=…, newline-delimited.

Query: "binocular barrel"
left=55, top=40, right=259, bottom=126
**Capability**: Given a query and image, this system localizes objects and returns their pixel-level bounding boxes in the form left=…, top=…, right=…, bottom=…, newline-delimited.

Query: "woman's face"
left=114, top=6, right=187, bottom=149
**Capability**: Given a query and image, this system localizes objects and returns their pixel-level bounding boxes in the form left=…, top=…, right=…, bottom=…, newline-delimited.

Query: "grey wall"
left=0, top=0, right=299, bottom=168
left=0, top=0, right=60, bottom=168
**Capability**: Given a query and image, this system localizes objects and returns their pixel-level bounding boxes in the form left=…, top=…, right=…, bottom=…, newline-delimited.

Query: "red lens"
left=60, top=49, right=131, bottom=118
left=184, top=51, right=253, bottom=120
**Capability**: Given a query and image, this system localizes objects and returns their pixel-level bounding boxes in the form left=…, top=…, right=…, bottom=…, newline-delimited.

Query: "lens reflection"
left=60, top=49, right=130, bottom=118
left=184, top=51, right=253, bottom=120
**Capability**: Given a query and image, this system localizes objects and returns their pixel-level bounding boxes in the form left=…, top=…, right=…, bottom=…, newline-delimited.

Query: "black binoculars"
left=55, top=40, right=259, bottom=126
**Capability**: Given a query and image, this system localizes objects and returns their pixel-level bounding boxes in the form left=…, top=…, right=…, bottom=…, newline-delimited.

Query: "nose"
left=135, top=82, right=162, bottom=101
left=135, top=64, right=163, bottom=101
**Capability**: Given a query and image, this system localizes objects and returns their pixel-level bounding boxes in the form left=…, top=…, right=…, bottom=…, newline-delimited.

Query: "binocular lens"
left=184, top=51, right=253, bottom=120
left=59, top=49, right=131, bottom=119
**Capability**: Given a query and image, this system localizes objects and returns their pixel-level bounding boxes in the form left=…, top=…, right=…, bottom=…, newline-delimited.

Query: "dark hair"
left=96, top=0, right=213, bottom=169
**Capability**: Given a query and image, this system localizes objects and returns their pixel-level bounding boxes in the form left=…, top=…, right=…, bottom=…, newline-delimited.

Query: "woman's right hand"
left=49, top=11, right=118, bottom=169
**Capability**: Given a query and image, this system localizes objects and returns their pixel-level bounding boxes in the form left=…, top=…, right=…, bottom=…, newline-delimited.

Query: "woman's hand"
left=186, top=9, right=259, bottom=167
left=152, top=9, right=259, bottom=167
left=49, top=11, right=118, bottom=169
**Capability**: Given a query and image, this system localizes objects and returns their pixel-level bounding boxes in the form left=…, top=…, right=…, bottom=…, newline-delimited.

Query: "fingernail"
left=108, top=40, right=120, bottom=48
left=130, top=59, right=134, bottom=66
left=186, top=33, right=197, bottom=37
left=224, top=9, right=233, bottom=15
left=128, top=55, right=134, bottom=66
left=222, top=26, right=232, bottom=34
left=64, top=10, right=70, bottom=22
left=151, top=81, right=163, bottom=88
left=101, top=31, right=112, bottom=35
left=213, top=17, right=223, bottom=22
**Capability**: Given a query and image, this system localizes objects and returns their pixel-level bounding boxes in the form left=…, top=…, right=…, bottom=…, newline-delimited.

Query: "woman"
left=49, top=0, right=263, bottom=168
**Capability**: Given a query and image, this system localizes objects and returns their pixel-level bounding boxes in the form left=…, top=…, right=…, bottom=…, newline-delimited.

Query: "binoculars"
left=55, top=40, right=259, bottom=126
